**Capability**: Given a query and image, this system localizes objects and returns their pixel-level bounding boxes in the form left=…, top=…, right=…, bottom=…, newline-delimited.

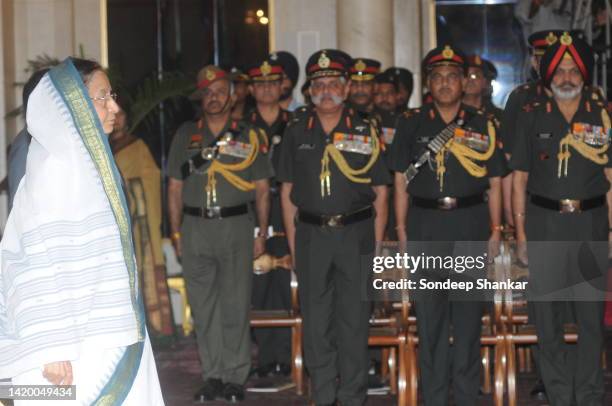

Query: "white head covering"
left=0, top=59, right=144, bottom=379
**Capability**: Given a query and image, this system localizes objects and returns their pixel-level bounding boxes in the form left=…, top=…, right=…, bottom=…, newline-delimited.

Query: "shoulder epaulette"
left=402, top=108, right=419, bottom=119
left=286, top=106, right=310, bottom=125
left=521, top=101, right=542, bottom=113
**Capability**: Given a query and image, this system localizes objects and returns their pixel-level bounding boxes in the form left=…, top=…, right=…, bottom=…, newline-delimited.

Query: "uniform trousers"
left=406, top=203, right=488, bottom=406
left=295, top=217, right=374, bottom=405
left=181, top=213, right=254, bottom=385
left=526, top=203, right=607, bottom=406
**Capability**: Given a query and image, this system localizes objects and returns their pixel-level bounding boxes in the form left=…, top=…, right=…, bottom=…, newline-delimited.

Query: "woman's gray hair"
left=70, top=57, right=103, bottom=85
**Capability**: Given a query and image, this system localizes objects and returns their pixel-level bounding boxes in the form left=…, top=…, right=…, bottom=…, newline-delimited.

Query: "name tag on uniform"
left=219, top=141, right=253, bottom=158
left=381, top=127, right=396, bottom=144
left=572, top=122, right=610, bottom=146
left=416, top=136, right=432, bottom=143
left=298, top=143, right=315, bottom=150
left=333, top=132, right=373, bottom=155
left=188, top=134, right=203, bottom=149
left=537, top=133, right=552, bottom=139
left=453, top=128, right=490, bottom=152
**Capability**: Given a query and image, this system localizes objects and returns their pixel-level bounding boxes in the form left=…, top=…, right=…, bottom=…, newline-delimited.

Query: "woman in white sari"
left=0, top=58, right=164, bottom=405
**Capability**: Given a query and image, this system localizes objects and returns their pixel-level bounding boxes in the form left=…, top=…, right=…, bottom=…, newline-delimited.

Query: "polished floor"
left=155, top=331, right=612, bottom=406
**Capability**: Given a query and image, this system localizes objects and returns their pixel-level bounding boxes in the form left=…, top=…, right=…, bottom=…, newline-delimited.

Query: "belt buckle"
left=438, top=197, right=457, bottom=210
left=559, top=199, right=580, bottom=213
left=205, top=206, right=221, bottom=218
left=325, top=214, right=343, bottom=227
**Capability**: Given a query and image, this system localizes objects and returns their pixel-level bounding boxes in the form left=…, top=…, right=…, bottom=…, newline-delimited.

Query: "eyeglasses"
left=311, top=81, right=344, bottom=92
left=429, top=72, right=461, bottom=85
left=91, top=92, right=118, bottom=107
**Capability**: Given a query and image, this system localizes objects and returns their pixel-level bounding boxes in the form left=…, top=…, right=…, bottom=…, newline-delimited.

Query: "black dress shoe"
left=223, top=383, right=245, bottom=403
left=529, top=379, right=547, bottom=401
left=257, top=362, right=275, bottom=377
left=193, top=378, right=223, bottom=402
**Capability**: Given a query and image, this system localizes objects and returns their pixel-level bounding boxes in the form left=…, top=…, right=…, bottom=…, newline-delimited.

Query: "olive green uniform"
left=168, top=117, right=274, bottom=385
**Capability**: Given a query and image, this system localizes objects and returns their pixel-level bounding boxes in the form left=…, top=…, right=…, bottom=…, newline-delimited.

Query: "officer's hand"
left=43, top=361, right=73, bottom=385
left=516, top=235, right=528, bottom=267
left=396, top=228, right=408, bottom=253
left=254, top=236, right=266, bottom=259
left=488, top=232, right=502, bottom=262
left=172, top=238, right=183, bottom=261
left=396, top=227, right=407, bottom=242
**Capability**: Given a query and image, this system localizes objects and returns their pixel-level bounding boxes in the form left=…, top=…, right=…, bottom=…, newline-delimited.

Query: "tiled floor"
left=155, top=331, right=612, bottom=406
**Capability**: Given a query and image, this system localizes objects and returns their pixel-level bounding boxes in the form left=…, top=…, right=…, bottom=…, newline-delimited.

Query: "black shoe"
left=273, top=362, right=292, bottom=376
left=194, top=378, right=224, bottom=402
left=529, top=379, right=547, bottom=401
left=256, top=362, right=275, bottom=377
left=223, top=383, right=245, bottom=403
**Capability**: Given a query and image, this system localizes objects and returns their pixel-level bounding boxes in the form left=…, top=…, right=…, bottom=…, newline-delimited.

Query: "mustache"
left=558, top=81, right=577, bottom=89
left=551, top=82, right=582, bottom=100
left=312, top=93, right=343, bottom=106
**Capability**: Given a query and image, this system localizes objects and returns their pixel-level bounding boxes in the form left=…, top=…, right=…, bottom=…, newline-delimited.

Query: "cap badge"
left=560, top=32, right=573, bottom=46
left=442, top=46, right=454, bottom=60
left=206, top=69, right=216, bottom=81
left=354, top=59, right=366, bottom=72
left=318, top=52, right=330, bottom=69
left=546, top=32, right=559, bottom=45
left=260, top=61, right=272, bottom=76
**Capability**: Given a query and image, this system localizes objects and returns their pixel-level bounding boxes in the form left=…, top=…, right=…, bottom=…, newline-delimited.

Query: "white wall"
left=269, top=0, right=435, bottom=107
left=269, top=0, right=338, bottom=103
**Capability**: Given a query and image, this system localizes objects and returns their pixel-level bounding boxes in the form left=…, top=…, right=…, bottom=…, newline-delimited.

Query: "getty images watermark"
left=370, top=246, right=528, bottom=293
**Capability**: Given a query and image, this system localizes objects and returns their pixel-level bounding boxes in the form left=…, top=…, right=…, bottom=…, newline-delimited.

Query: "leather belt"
left=183, top=204, right=248, bottom=219
left=297, top=206, right=373, bottom=228
left=412, top=194, right=485, bottom=210
left=530, top=194, right=605, bottom=213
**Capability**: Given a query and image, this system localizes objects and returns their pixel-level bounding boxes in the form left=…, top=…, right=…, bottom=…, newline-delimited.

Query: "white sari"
left=0, top=59, right=164, bottom=405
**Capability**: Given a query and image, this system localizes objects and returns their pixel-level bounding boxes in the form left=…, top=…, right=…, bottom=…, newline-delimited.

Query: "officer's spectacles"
left=553, top=67, right=582, bottom=80
left=91, top=92, right=118, bottom=107
left=311, top=81, right=344, bottom=92
left=468, top=72, right=483, bottom=80
left=429, top=72, right=461, bottom=85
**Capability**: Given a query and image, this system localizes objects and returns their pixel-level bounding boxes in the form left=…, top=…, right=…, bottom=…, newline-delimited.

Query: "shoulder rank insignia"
left=188, top=134, right=203, bottom=149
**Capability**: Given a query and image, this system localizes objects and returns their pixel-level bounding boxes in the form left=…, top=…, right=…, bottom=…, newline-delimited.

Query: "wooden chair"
left=249, top=265, right=304, bottom=395
left=368, top=300, right=411, bottom=406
